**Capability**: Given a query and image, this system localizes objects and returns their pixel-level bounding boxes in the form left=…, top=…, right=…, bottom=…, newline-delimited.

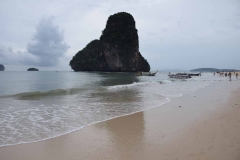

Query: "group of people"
left=213, top=71, right=238, bottom=81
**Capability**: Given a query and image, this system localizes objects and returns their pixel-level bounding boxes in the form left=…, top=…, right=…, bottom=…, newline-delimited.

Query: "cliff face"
left=70, top=12, right=150, bottom=72
left=0, top=64, right=5, bottom=71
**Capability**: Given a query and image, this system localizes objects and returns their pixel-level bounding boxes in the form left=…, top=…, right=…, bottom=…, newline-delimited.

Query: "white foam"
left=0, top=73, right=219, bottom=148
left=108, top=81, right=162, bottom=90
left=162, top=79, right=172, bottom=83
left=0, top=97, right=171, bottom=148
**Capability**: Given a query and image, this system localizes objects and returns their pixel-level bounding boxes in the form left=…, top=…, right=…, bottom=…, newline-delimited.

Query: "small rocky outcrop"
left=0, top=64, right=5, bottom=71
left=70, top=12, right=150, bottom=72
left=27, top=68, right=39, bottom=71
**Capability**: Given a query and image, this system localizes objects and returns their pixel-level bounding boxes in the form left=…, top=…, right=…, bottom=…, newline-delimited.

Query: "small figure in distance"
left=213, top=72, right=215, bottom=76
left=236, top=73, right=238, bottom=80
left=225, top=73, right=227, bottom=77
left=228, top=72, right=232, bottom=81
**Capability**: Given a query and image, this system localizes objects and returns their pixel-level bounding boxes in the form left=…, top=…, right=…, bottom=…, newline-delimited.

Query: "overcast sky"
left=0, top=0, right=240, bottom=71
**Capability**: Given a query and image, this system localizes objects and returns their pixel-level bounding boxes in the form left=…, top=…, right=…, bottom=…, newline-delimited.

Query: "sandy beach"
left=0, top=80, right=240, bottom=160
left=1, top=0, right=240, bottom=159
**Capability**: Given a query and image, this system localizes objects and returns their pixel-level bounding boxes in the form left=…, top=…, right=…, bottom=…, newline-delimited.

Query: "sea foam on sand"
left=0, top=79, right=240, bottom=160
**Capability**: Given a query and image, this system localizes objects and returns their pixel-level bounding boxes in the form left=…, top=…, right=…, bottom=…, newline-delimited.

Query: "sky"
left=0, top=0, right=240, bottom=71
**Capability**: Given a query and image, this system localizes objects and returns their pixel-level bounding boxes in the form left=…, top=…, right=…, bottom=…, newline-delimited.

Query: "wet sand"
left=0, top=81, right=240, bottom=160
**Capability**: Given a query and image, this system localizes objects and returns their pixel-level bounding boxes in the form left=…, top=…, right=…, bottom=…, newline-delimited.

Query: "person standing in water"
left=228, top=72, right=232, bottom=81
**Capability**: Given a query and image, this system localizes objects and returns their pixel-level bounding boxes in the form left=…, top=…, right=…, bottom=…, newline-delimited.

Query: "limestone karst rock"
left=0, top=64, right=5, bottom=71
left=70, top=12, right=150, bottom=72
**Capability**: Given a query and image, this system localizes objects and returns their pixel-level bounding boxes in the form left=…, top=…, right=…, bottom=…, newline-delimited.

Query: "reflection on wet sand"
left=95, top=112, right=145, bottom=159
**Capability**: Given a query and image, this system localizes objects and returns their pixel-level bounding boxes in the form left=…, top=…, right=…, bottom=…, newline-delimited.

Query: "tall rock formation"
left=0, top=64, right=5, bottom=71
left=70, top=12, right=150, bottom=72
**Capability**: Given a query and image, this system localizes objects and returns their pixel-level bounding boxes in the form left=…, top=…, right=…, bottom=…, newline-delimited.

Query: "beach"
left=1, top=0, right=240, bottom=159
left=0, top=78, right=240, bottom=160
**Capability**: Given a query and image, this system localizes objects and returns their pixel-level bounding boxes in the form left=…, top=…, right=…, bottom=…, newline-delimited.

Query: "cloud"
left=0, top=17, right=69, bottom=67
left=233, top=25, right=240, bottom=30
left=0, top=45, right=38, bottom=65
left=27, top=17, right=69, bottom=66
left=1, top=0, right=240, bottom=70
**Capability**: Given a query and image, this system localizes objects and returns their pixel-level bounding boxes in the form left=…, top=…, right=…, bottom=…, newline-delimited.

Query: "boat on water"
left=168, top=73, right=191, bottom=79
left=136, top=70, right=158, bottom=76
left=188, top=72, right=201, bottom=76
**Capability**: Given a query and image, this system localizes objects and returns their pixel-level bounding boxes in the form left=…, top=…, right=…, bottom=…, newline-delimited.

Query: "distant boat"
left=168, top=73, right=191, bottom=79
left=188, top=73, right=201, bottom=76
left=136, top=70, right=158, bottom=76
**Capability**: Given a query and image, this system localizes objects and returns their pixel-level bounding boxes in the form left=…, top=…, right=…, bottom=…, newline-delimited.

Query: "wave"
left=2, top=81, right=160, bottom=100
left=0, top=87, right=91, bottom=100
left=15, top=89, right=69, bottom=100
left=107, top=80, right=171, bottom=90
left=0, top=97, right=170, bottom=148
left=0, top=74, right=217, bottom=147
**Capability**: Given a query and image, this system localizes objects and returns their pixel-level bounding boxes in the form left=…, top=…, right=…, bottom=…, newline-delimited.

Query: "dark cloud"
left=27, top=17, right=69, bottom=66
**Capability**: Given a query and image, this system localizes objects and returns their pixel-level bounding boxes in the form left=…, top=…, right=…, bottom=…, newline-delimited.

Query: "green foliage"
left=100, top=12, right=137, bottom=48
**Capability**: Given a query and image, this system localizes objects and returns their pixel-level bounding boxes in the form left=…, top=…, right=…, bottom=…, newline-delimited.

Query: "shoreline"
left=0, top=80, right=240, bottom=159
left=0, top=76, right=212, bottom=148
left=0, top=98, right=171, bottom=149
left=0, top=95, right=171, bottom=148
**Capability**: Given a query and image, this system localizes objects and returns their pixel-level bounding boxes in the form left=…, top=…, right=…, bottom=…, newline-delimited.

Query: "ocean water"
left=0, top=71, right=230, bottom=147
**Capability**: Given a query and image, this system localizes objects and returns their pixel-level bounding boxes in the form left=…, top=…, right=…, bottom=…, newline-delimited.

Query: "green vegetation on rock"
left=100, top=12, right=137, bottom=47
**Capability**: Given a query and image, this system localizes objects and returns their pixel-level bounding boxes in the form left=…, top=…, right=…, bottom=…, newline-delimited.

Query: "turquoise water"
left=0, top=71, right=222, bottom=147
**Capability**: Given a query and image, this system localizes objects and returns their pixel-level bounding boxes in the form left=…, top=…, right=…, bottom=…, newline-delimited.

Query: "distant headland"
left=0, top=64, right=5, bottom=71
left=27, top=68, right=39, bottom=71
left=70, top=12, right=150, bottom=72
left=190, top=68, right=239, bottom=72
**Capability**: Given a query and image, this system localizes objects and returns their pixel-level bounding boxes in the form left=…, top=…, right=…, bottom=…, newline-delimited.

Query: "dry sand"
left=0, top=81, right=240, bottom=160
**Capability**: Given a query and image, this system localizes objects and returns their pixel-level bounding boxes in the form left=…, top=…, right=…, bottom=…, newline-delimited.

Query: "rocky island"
left=190, top=68, right=239, bottom=72
left=0, top=64, right=5, bottom=71
left=27, top=68, right=39, bottom=71
left=70, top=12, right=150, bottom=72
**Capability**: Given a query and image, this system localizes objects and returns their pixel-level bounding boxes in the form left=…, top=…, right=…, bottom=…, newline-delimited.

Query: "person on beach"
left=228, top=72, right=232, bottom=81
left=236, top=73, right=238, bottom=80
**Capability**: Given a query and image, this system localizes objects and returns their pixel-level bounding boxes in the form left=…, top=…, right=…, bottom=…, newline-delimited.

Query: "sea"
left=0, top=71, right=233, bottom=147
